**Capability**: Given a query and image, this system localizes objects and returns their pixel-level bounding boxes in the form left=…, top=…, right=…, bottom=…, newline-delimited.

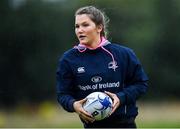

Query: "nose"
left=76, top=26, right=84, bottom=34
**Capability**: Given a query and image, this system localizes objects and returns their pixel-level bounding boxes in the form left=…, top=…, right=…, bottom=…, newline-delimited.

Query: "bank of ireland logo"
left=77, top=67, right=85, bottom=73
left=108, top=61, right=118, bottom=71
left=91, top=76, right=102, bottom=83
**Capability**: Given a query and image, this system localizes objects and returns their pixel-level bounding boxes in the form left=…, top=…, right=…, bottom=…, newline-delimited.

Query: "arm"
left=116, top=48, right=148, bottom=105
left=56, top=56, right=95, bottom=123
left=56, top=57, right=76, bottom=112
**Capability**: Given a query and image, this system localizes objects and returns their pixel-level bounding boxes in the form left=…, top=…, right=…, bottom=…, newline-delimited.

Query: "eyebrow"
left=75, top=21, right=89, bottom=25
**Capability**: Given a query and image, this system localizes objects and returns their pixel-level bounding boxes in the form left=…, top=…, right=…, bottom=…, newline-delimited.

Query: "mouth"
left=79, top=35, right=86, bottom=40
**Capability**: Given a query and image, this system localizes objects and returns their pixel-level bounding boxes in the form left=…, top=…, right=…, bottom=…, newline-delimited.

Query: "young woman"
left=56, top=6, right=148, bottom=128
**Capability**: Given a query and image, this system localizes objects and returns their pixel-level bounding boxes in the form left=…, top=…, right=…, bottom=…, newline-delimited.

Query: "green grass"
left=136, top=121, right=180, bottom=128
left=0, top=101, right=180, bottom=128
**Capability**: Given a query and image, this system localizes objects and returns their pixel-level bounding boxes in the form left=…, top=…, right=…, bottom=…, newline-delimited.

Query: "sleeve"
left=56, top=56, right=76, bottom=112
left=116, top=48, right=148, bottom=105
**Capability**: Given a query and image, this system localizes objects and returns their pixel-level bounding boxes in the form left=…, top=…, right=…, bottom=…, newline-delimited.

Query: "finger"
left=81, top=109, right=93, bottom=117
left=80, top=112, right=95, bottom=123
left=110, top=108, right=115, bottom=115
left=105, top=92, right=120, bottom=106
left=105, top=91, right=115, bottom=100
left=104, top=91, right=113, bottom=96
left=110, top=105, right=117, bottom=115
left=113, top=100, right=119, bottom=107
left=80, top=108, right=93, bottom=118
left=110, top=101, right=119, bottom=115
left=79, top=114, right=89, bottom=123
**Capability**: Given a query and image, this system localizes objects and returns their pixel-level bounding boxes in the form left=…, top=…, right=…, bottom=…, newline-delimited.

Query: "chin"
left=80, top=41, right=88, bottom=45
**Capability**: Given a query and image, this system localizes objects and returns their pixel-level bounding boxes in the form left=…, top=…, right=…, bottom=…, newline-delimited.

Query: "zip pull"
left=102, top=46, right=118, bottom=71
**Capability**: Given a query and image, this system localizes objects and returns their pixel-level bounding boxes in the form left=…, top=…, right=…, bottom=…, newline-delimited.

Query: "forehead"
left=75, top=14, right=93, bottom=24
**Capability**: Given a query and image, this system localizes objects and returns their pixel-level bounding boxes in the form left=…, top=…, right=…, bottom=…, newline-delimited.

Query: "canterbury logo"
left=77, top=67, right=85, bottom=73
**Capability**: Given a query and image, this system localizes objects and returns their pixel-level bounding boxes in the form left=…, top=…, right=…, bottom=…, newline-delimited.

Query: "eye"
left=83, top=23, right=89, bottom=27
left=75, top=24, right=79, bottom=28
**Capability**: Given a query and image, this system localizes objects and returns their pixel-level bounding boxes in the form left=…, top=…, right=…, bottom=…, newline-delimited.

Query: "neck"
left=87, top=36, right=101, bottom=49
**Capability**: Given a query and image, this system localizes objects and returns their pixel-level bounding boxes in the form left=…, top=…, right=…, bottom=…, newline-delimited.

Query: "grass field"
left=0, top=101, right=180, bottom=128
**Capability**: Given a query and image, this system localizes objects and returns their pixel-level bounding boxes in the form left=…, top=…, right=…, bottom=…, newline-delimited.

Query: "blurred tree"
left=0, top=0, right=180, bottom=107
left=150, top=0, right=180, bottom=98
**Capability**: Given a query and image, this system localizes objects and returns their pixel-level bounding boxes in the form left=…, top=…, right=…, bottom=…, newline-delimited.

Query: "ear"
left=97, top=24, right=103, bottom=33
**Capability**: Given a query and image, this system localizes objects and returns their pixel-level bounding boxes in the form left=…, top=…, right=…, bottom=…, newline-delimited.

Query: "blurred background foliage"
left=0, top=0, right=180, bottom=127
left=1, top=0, right=180, bottom=105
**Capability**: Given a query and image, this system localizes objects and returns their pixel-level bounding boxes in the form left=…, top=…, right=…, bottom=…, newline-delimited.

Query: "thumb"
left=105, top=91, right=113, bottom=97
left=79, top=98, right=87, bottom=104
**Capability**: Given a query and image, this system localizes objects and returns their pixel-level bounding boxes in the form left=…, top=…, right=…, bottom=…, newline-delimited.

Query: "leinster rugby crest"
left=108, top=61, right=118, bottom=71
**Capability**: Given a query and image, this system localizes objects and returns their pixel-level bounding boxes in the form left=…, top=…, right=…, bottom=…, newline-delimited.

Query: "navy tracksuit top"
left=56, top=41, right=148, bottom=121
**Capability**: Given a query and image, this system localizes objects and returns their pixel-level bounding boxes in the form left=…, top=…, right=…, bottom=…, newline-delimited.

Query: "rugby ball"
left=83, top=92, right=113, bottom=121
